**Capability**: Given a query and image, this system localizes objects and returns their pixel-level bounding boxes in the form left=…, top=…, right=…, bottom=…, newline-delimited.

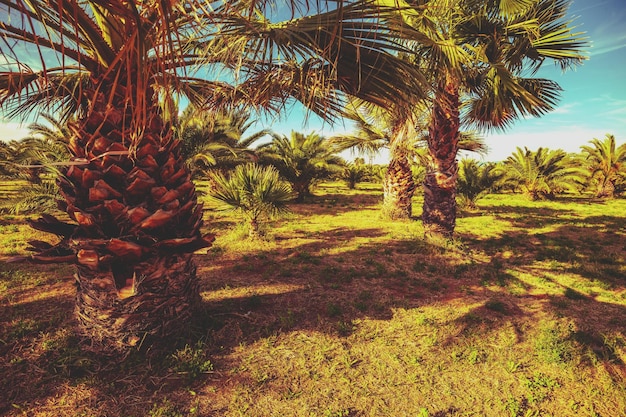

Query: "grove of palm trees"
left=1, top=1, right=624, bottom=416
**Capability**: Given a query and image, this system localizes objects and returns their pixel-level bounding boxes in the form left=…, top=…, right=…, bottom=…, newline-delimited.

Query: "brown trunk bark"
left=75, top=253, right=199, bottom=350
left=26, top=72, right=212, bottom=353
left=596, top=180, right=615, bottom=199
left=422, top=73, right=460, bottom=237
left=382, top=147, right=415, bottom=220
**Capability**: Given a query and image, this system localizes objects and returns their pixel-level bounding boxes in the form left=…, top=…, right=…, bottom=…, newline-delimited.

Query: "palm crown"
left=580, top=134, right=626, bottom=198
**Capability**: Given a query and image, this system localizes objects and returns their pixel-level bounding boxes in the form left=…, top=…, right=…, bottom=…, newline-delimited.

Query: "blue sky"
left=258, top=0, right=626, bottom=162
left=1, top=0, right=625, bottom=162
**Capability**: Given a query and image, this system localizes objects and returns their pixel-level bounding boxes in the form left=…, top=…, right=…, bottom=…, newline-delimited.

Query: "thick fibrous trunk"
left=596, top=180, right=615, bottom=199
left=422, top=73, right=460, bottom=237
left=382, top=148, right=415, bottom=220
left=24, top=74, right=212, bottom=352
left=75, top=254, right=199, bottom=348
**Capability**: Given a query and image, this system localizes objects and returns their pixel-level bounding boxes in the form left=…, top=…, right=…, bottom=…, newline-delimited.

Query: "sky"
left=259, top=0, right=626, bottom=162
left=1, top=0, right=625, bottom=162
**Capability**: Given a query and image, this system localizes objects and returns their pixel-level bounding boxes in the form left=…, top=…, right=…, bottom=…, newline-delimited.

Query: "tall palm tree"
left=259, top=131, right=343, bottom=201
left=331, top=102, right=426, bottom=219
left=331, top=102, right=486, bottom=219
left=397, top=0, right=588, bottom=236
left=207, top=163, right=294, bottom=238
left=0, top=0, right=430, bottom=351
left=498, top=147, right=585, bottom=200
left=580, top=134, right=626, bottom=199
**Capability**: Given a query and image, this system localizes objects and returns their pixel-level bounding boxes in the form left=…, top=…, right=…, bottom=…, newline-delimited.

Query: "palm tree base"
left=422, top=185, right=456, bottom=238
left=75, top=254, right=200, bottom=352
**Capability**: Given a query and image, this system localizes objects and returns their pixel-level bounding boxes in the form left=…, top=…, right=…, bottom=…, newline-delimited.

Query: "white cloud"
left=0, top=122, right=30, bottom=142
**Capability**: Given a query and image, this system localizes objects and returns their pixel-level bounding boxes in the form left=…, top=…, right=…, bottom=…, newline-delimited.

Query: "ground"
left=0, top=181, right=625, bottom=416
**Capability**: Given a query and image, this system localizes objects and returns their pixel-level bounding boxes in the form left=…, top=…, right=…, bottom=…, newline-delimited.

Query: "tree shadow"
left=2, top=194, right=625, bottom=416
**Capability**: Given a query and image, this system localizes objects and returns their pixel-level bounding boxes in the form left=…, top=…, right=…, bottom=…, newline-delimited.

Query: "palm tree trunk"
left=30, top=74, right=212, bottom=352
left=422, top=73, right=460, bottom=237
left=382, top=147, right=415, bottom=220
left=293, top=181, right=310, bottom=202
left=75, top=253, right=199, bottom=348
left=597, top=179, right=615, bottom=198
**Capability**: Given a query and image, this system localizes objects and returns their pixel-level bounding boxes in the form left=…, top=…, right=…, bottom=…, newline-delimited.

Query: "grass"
left=0, top=182, right=625, bottom=416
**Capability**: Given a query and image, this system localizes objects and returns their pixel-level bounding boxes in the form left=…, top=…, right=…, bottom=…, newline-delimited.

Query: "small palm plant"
left=258, top=131, right=343, bottom=202
left=499, top=147, right=585, bottom=200
left=580, top=134, right=626, bottom=198
left=456, top=159, right=501, bottom=210
left=342, top=162, right=370, bottom=190
left=207, top=164, right=294, bottom=238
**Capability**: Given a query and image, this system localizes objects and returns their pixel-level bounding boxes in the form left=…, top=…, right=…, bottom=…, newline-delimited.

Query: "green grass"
left=0, top=183, right=625, bottom=416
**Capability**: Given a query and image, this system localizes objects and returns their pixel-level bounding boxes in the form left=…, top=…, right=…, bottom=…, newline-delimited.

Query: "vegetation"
left=176, top=106, right=268, bottom=177
left=580, top=134, right=626, bottom=198
left=258, top=131, right=344, bottom=202
left=206, top=163, right=294, bottom=238
left=0, top=0, right=427, bottom=352
left=1, top=182, right=624, bottom=416
left=340, top=161, right=371, bottom=190
left=498, top=147, right=586, bottom=200
left=0, top=0, right=623, bottom=413
left=397, top=0, right=588, bottom=236
left=456, top=159, right=501, bottom=210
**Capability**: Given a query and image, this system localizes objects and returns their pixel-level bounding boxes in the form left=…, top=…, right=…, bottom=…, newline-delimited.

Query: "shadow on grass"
left=1, top=193, right=625, bottom=416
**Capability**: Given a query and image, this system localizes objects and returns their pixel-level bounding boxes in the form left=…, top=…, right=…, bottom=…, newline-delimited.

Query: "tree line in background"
left=0, top=0, right=592, bottom=353
left=2, top=109, right=624, bottom=221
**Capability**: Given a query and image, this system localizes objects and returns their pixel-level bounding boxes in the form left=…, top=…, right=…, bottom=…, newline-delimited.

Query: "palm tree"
left=397, top=0, right=588, bottom=236
left=342, top=161, right=371, bottom=190
left=177, top=106, right=269, bottom=177
left=456, top=159, right=501, bottom=210
left=580, top=134, right=626, bottom=198
left=498, top=147, right=585, bottom=200
left=330, top=102, right=425, bottom=219
left=0, top=114, right=70, bottom=213
left=331, top=102, right=486, bottom=219
left=0, top=0, right=430, bottom=351
left=258, top=131, right=343, bottom=201
left=13, top=114, right=72, bottom=183
left=207, top=163, right=294, bottom=238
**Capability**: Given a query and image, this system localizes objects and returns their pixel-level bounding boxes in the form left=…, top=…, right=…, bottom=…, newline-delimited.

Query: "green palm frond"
left=500, top=146, right=585, bottom=199
left=0, top=180, right=59, bottom=214
left=207, top=163, right=293, bottom=222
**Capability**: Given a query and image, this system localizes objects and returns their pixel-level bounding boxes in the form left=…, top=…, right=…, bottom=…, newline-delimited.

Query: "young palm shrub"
left=498, top=147, right=586, bottom=200
left=176, top=106, right=268, bottom=178
left=456, top=159, right=501, bottom=210
left=342, top=162, right=370, bottom=190
left=580, top=134, right=626, bottom=198
left=258, top=131, right=343, bottom=202
left=207, top=164, right=294, bottom=238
